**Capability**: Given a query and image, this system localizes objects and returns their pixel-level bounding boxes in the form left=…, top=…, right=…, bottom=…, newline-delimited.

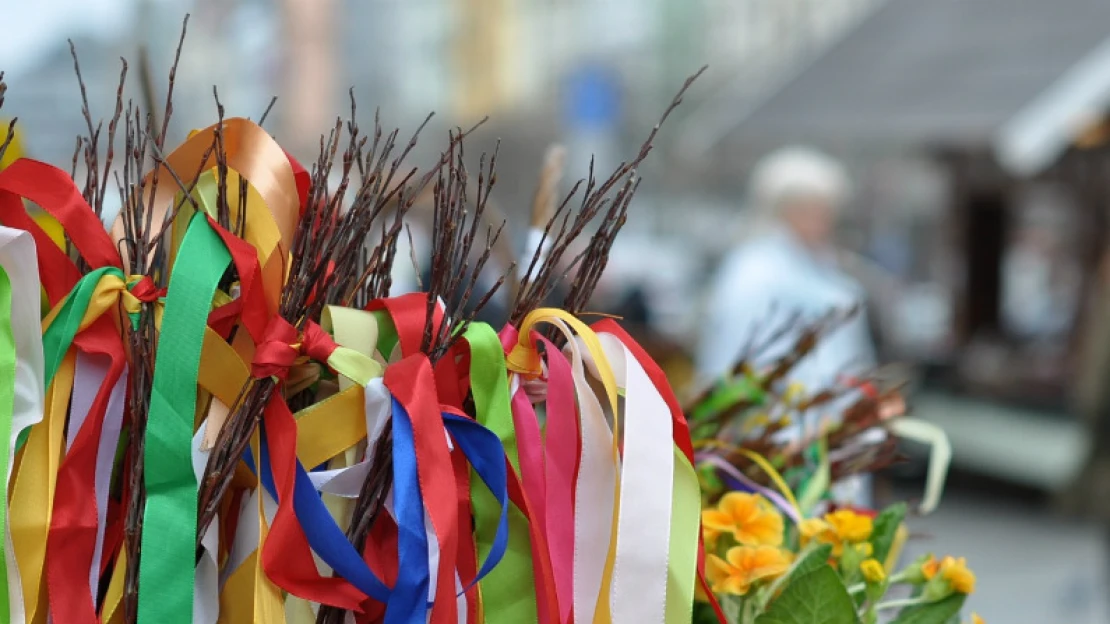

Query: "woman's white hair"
left=749, top=146, right=852, bottom=214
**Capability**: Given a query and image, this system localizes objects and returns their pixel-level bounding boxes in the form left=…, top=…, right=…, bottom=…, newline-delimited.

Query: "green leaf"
left=692, top=375, right=766, bottom=420
left=756, top=565, right=860, bottom=624
left=691, top=601, right=720, bottom=624
left=870, top=503, right=907, bottom=564
left=789, top=545, right=834, bottom=581
left=889, top=594, right=966, bottom=624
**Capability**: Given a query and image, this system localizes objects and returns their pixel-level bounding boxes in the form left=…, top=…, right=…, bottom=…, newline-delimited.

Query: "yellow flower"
left=860, top=558, right=886, bottom=584
left=799, top=511, right=872, bottom=557
left=799, top=518, right=830, bottom=543
left=922, top=556, right=976, bottom=601
left=705, top=546, right=793, bottom=596
left=702, top=492, right=784, bottom=546
left=702, top=521, right=722, bottom=545
left=783, top=382, right=807, bottom=405
left=940, top=556, right=976, bottom=594
left=969, top=614, right=984, bottom=624
left=824, top=509, right=873, bottom=543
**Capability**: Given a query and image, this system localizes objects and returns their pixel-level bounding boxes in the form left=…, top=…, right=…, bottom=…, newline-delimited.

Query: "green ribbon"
left=370, top=309, right=400, bottom=361
left=41, top=266, right=118, bottom=387
left=0, top=266, right=16, bottom=617
left=137, top=214, right=230, bottom=624
left=464, top=322, right=538, bottom=624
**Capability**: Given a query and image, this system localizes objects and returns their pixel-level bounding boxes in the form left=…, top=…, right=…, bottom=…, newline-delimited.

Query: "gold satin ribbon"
left=111, top=119, right=300, bottom=319
left=111, top=118, right=299, bottom=267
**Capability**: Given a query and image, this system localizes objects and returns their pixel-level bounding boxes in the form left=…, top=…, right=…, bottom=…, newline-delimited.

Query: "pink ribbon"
left=536, top=337, right=578, bottom=624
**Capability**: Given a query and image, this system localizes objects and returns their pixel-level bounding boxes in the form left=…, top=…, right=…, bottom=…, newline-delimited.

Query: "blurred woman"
left=697, top=146, right=876, bottom=505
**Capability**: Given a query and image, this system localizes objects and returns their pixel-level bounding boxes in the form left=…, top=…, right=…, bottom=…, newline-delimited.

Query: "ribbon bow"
left=251, top=317, right=338, bottom=380
left=121, top=275, right=166, bottom=329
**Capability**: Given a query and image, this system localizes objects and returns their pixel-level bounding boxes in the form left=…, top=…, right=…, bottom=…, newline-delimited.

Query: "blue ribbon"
left=255, top=424, right=393, bottom=603
left=386, top=398, right=429, bottom=624
left=442, top=413, right=510, bottom=583
left=244, top=401, right=514, bottom=620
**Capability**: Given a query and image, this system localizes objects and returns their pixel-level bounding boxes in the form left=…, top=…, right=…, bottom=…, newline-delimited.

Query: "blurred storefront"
left=709, top=0, right=1110, bottom=491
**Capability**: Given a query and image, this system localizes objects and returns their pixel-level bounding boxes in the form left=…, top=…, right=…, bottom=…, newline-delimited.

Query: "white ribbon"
left=535, top=319, right=614, bottom=624
left=92, top=360, right=127, bottom=600
left=594, top=333, right=674, bottom=623
left=64, top=352, right=129, bottom=603
left=192, top=419, right=220, bottom=624
left=306, top=379, right=393, bottom=496
left=0, top=226, right=44, bottom=624
left=220, top=488, right=277, bottom=590
left=888, top=418, right=951, bottom=514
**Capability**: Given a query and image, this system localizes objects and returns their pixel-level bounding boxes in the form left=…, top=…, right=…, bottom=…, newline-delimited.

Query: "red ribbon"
left=46, top=314, right=127, bottom=624
left=366, top=292, right=443, bottom=359
left=250, top=318, right=338, bottom=380
left=207, top=217, right=271, bottom=341
left=0, top=159, right=94, bottom=305
left=283, top=150, right=311, bottom=213
left=127, top=275, right=166, bottom=303
left=504, top=451, right=560, bottom=624
left=385, top=355, right=459, bottom=624
left=452, top=445, right=480, bottom=622
left=0, top=158, right=120, bottom=270
left=261, top=393, right=368, bottom=610
left=357, top=518, right=400, bottom=624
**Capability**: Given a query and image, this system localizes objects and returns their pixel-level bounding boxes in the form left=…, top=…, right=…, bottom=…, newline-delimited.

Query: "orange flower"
left=921, top=555, right=939, bottom=580
left=702, top=492, right=784, bottom=546
left=705, top=546, right=793, bottom=595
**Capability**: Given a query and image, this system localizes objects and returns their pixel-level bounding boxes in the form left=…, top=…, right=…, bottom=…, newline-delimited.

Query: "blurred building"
left=700, top=0, right=1110, bottom=491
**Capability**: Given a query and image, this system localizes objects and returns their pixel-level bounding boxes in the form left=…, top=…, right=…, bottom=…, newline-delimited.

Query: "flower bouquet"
left=688, top=313, right=979, bottom=623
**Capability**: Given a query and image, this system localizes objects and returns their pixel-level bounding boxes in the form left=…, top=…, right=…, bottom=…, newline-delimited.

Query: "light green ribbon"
left=0, top=265, right=17, bottom=618
left=464, top=322, right=538, bottom=624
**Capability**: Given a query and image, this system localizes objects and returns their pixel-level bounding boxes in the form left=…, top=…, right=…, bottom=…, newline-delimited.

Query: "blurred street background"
left=6, top=1, right=1110, bottom=620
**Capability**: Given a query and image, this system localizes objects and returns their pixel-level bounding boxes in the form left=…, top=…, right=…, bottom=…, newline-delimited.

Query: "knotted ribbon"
left=251, top=317, right=340, bottom=381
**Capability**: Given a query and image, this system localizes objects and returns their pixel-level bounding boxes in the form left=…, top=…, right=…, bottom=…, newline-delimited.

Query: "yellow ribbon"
left=41, top=273, right=160, bottom=335
left=100, top=549, right=127, bottom=624
left=9, top=352, right=73, bottom=622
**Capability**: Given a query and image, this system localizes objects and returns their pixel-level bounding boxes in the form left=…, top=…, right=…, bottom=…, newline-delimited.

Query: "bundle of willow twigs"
left=0, top=15, right=714, bottom=623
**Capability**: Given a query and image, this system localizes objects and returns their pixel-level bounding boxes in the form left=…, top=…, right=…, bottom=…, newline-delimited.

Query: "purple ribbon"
left=696, top=453, right=801, bottom=524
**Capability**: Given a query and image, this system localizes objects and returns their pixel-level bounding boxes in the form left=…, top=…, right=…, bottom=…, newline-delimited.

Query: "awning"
left=719, top=0, right=1110, bottom=175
